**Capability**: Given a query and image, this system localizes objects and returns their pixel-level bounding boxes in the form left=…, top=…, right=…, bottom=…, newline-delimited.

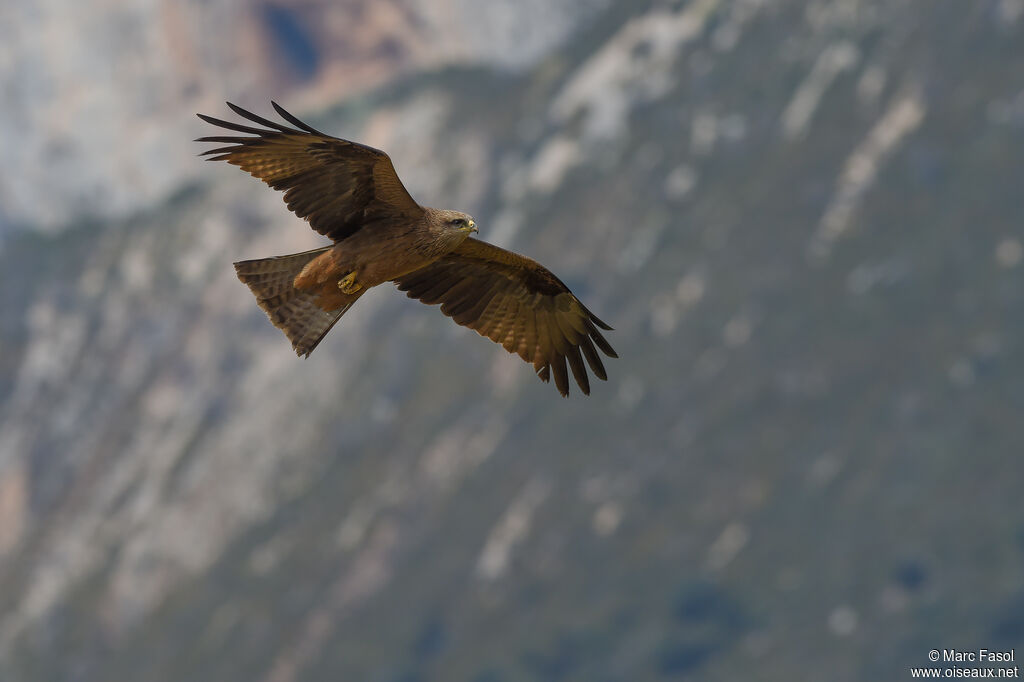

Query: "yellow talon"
left=337, top=272, right=362, bottom=294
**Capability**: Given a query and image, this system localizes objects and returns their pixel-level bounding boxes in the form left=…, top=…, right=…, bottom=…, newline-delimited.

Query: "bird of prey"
left=197, top=102, right=616, bottom=396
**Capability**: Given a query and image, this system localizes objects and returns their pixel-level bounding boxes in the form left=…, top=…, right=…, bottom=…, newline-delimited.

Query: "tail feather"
left=234, top=248, right=362, bottom=357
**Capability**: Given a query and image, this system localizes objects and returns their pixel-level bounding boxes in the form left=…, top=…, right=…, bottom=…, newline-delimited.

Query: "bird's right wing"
left=394, top=238, right=617, bottom=397
left=197, top=102, right=424, bottom=242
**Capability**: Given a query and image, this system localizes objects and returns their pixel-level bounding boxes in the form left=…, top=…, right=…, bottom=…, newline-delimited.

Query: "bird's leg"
left=337, top=271, right=362, bottom=294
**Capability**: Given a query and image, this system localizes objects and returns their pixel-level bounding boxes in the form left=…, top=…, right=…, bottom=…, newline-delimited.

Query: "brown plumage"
left=198, top=102, right=617, bottom=396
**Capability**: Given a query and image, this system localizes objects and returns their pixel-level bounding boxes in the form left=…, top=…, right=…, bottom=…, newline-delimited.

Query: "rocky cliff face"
left=1, top=1, right=1023, bottom=680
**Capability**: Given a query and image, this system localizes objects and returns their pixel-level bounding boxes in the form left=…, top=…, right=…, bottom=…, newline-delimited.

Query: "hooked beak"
left=468, top=219, right=478, bottom=234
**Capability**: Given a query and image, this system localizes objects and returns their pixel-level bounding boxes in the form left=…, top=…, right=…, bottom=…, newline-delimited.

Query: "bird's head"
left=441, top=210, right=478, bottom=235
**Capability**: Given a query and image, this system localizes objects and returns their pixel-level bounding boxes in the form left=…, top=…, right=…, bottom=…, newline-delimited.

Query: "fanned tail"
left=234, top=247, right=363, bottom=356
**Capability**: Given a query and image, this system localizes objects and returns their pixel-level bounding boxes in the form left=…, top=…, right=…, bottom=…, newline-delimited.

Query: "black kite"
left=197, top=102, right=616, bottom=396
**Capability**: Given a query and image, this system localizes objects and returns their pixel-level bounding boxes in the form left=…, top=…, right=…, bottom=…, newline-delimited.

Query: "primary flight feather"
left=197, top=102, right=617, bottom=396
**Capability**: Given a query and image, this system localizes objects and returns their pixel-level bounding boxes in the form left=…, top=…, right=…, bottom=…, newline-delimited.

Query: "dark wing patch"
left=197, top=102, right=423, bottom=242
left=394, top=238, right=617, bottom=397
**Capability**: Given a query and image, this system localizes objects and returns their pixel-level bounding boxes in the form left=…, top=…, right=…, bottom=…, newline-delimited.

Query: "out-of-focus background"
left=1, top=0, right=1022, bottom=680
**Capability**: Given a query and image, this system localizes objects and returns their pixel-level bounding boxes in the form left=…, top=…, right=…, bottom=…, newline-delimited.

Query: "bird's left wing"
left=394, top=238, right=617, bottom=397
left=197, top=102, right=423, bottom=242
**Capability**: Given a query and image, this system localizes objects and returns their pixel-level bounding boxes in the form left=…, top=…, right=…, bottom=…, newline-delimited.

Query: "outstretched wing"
left=394, top=238, right=617, bottom=397
left=196, top=102, right=423, bottom=242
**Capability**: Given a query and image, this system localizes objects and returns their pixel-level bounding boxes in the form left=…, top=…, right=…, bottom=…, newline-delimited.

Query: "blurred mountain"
left=1, top=0, right=1023, bottom=680
left=0, top=0, right=608, bottom=235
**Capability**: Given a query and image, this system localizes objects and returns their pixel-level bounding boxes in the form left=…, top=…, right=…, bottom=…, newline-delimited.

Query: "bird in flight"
left=197, top=102, right=617, bottom=396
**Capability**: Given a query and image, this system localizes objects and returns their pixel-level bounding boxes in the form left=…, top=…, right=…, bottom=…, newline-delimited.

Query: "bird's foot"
left=337, top=272, right=362, bottom=294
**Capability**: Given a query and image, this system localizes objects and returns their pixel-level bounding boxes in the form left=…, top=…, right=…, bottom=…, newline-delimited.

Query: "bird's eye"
left=452, top=218, right=465, bottom=227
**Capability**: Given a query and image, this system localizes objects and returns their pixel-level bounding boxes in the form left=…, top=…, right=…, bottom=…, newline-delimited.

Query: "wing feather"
left=227, top=101, right=293, bottom=132
left=272, top=100, right=328, bottom=135
left=550, top=353, right=570, bottom=397
left=394, top=238, right=616, bottom=397
left=196, top=102, right=423, bottom=242
left=586, top=321, right=618, bottom=358
left=537, top=364, right=551, bottom=383
left=566, top=345, right=590, bottom=395
left=579, top=336, right=607, bottom=381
